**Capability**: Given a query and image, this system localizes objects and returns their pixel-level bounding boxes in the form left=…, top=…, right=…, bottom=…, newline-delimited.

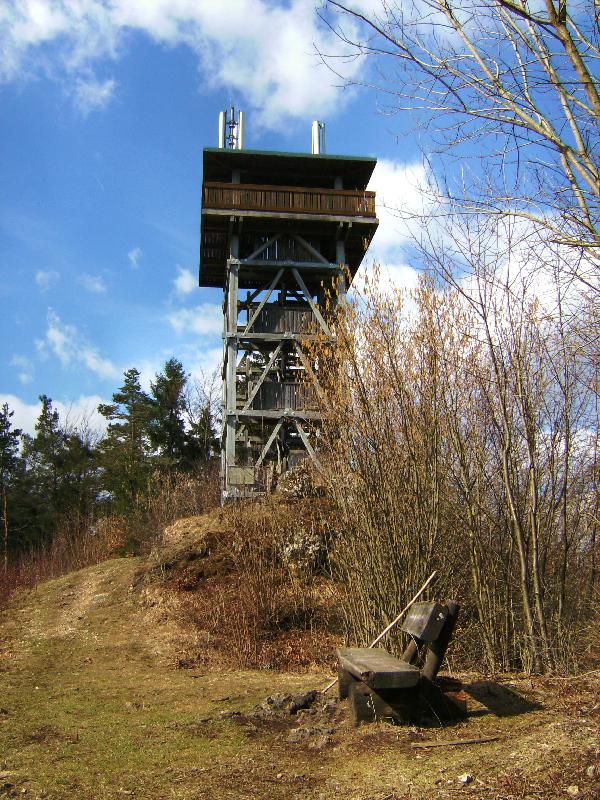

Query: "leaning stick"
left=411, top=736, right=498, bottom=749
left=321, top=570, right=438, bottom=693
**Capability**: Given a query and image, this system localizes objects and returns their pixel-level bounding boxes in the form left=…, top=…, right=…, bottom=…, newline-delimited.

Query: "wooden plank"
left=236, top=409, right=323, bottom=420
left=239, top=260, right=337, bottom=270
left=202, top=208, right=377, bottom=224
left=337, top=647, right=420, bottom=690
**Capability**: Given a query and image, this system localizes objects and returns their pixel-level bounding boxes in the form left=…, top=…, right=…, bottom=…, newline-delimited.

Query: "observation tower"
left=199, top=109, right=378, bottom=500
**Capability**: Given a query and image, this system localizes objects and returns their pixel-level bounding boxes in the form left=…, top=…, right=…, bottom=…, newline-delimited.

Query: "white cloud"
left=79, top=273, right=107, bottom=293
left=10, top=354, right=34, bottom=385
left=368, top=158, right=434, bottom=256
left=128, top=246, right=142, bottom=269
left=71, top=76, right=116, bottom=116
left=173, top=266, right=197, bottom=296
left=35, top=269, right=60, bottom=291
left=167, top=303, right=222, bottom=336
left=189, top=347, right=223, bottom=379
left=40, top=308, right=118, bottom=380
left=0, top=393, right=108, bottom=437
left=352, top=158, right=433, bottom=292
left=0, top=0, right=364, bottom=126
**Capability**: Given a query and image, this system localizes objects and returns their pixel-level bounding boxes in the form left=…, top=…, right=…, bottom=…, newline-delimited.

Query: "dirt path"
left=0, top=558, right=598, bottom=800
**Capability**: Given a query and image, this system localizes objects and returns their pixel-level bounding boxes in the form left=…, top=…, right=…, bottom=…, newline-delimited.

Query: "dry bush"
left=174, top=496, right=337, bottom=670
left=131, top=462, right=220, bottom=552
left=315, top=269, right=598, bottom=674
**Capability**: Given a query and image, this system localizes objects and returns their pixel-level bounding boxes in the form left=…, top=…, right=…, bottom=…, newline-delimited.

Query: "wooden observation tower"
left=199, top=110, right=378, bottom=500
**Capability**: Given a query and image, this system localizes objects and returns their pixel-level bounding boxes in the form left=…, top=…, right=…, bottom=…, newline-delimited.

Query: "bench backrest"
left=401, top=601, right=448, bottom=642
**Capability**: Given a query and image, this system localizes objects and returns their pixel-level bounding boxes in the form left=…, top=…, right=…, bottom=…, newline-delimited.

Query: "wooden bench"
left=337, top=600, right=462, bottom=725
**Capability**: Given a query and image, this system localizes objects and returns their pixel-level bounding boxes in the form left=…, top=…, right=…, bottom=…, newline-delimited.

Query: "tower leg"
left=224, top=253, right=239, bottom=496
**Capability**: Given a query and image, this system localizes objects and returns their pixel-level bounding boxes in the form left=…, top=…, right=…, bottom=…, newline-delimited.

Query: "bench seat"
left=337, top=647, right=421, bottom=690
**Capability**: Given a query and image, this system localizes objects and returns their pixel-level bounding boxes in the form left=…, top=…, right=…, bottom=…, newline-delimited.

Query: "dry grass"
left=149, top=495, right=338, bottom=671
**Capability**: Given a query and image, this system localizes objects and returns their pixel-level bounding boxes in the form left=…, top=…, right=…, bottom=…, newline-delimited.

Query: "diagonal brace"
left=292, top=234, right=329, bottom=264
left=243, top=233, right=282, bottom=263
left=292, top=268, right=331, bottom=336
left=293, top=341, right=327, bottom=406
left=294, top=421, right=322, bottom=469
left=244, top=269, right=284, bottom=334
left=242, top=342, right=283, bottom=412
left=255, top=420, right=283, bottom=469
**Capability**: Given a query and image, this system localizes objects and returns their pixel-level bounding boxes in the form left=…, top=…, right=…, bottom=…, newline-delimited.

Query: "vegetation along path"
left=0, top=543, right=598, bottom=799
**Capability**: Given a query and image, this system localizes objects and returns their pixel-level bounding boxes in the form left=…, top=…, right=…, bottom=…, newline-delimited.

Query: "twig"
left=552, top=668, right=600, bottom=680
left=411, top=736, right=499, bottom=748
left=321, top=570, right=438, bottom=693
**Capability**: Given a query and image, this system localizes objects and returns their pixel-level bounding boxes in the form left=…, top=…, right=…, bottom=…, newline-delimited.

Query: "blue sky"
left=1, top=1, right=425, bottom=434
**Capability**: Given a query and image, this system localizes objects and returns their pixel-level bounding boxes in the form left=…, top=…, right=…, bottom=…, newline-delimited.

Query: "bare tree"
left=321, top=0, right=599, bottom=287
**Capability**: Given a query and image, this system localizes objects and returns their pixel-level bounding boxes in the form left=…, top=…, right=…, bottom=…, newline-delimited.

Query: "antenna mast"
left=218, top=107, right=244, bottom=150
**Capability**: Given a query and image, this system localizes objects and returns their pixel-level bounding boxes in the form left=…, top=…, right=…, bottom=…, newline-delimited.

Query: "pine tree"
left=22, top=395, right=63, bottom=503
left=0, top=404, right=22, bottom=572
left=20, top=395, right=68, bottom=544
left=18, top=395, right=98, bottom=549
left=149, top=358, right=188, bottom=466
left=98, top=368, right=153, bottom=513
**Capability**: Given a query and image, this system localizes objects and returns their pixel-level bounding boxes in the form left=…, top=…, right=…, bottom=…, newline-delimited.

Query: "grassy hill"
left=0, top=511, right=598, bottom=800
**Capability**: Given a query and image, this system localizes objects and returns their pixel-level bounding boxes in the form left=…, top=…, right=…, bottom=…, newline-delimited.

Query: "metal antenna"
left=218, top=106, right=245, bottom=150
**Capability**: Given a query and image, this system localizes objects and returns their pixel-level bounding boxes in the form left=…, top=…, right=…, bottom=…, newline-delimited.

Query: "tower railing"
left=203, top=182, right=376, bottom=217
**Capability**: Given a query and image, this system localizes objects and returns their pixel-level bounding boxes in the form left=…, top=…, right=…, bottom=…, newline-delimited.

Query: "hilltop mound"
left=0, top=509, right=598, bottom=800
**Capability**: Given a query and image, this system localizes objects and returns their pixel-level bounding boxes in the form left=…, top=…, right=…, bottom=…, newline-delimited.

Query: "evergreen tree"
left=149, top=358, right=188, bottom=466
left=21, top=395, right=68, bottom=544
left=0, top=404, right=22, bottom=571
left=22, top=395, right=62, bottom=504
left=98, top=368, right=153, bottom=513
left=19, top=396, right=99, bottom=549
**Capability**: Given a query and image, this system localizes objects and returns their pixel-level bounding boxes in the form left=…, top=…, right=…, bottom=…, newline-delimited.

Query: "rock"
left=287, top=725, right=333, bottom=745
left=289, top=691, right=318, bottom=714
left=321, top=700, right=337, bottom=714
left=275, top=465, right=315, bottom=498
left=566, top=787, right=580, bottom=797
left=458, top=774, right=473, bottom=785
left=586, top=765, right=597, bottom=779
left=257, top=691, right=317, bottom=716
left=279, top=522, right=326, bottom=574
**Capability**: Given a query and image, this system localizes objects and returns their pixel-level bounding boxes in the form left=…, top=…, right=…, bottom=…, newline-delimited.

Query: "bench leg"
left=418, top=676, right=467, bottom=721
left=348, top=682, right=377, bottom=725
left=348, top=683, right=406, bottom=726
left=338, top=667, right=354, bottom=700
